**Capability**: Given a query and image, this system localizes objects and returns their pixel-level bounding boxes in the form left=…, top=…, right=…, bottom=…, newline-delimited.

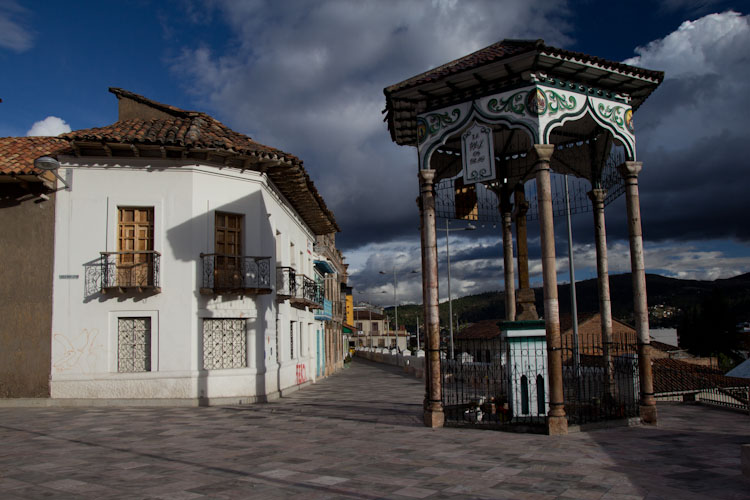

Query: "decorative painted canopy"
left=384, top=39, right=663, bottom=149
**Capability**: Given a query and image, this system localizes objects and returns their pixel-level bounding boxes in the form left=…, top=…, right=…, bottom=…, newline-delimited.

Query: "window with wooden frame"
left=214, top=212, right=243, bottom=289
left=117, top=207, right=154, bottom=286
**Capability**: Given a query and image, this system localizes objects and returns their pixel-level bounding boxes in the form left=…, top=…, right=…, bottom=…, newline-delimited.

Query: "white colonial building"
left=46, top=88, right=342, bottom=403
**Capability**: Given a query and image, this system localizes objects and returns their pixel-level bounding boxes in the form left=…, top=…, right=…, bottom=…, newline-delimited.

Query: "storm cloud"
left=172, top=4, right=750, bottom=304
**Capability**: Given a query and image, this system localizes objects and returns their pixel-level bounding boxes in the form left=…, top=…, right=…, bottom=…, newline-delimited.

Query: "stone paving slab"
left=0, top=358, right=748, bottom=499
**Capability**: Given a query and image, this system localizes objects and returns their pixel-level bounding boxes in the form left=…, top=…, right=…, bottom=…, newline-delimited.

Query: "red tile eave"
left=0, top=137, right=72, bottom=176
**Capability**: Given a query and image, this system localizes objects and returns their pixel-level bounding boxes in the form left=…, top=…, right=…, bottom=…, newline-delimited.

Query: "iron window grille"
left=202, top=319, right=247, bottom=370
left=118, top=317, right=151, bottom=372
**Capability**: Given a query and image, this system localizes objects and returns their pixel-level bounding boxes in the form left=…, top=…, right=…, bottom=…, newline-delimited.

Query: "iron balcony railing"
left=200, top=254, right=272, bottom=294
left=100, top=251, right=161, bottom=293
left=276, top=267, right=323, bottom=308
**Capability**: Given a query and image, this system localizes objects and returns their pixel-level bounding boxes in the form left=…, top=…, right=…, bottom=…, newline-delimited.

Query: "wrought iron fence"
left=442, top=333, right=641, bottom=430
left=433, top=143, right=626, bottom=224
left=200, top=253, right=271, bottom=292
left=100, top=251, right=160, bottom=290
left=653, top=359, right=750, bottom=414
left=442, top=337, right=548, bottom=429
left=561, top=333, right=640, bottom=425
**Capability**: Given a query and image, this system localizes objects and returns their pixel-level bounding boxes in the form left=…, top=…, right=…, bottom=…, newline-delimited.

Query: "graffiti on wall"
left=52, top=329, right=104, bottom=373
left=296, top=363, right=307, bottom=385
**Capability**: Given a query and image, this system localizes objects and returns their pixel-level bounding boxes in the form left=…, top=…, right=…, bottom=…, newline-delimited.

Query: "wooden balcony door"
left=215, top=212, right=243, bottom=288
left=117, top=207, right=154, bottom=286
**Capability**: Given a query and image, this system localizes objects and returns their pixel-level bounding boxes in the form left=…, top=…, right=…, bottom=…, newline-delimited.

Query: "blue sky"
left=2, top=0, right=749, bottom=305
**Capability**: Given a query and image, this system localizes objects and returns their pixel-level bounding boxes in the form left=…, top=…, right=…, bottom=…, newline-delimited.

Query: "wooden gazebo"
left=384, top=39, right=663, bottom=434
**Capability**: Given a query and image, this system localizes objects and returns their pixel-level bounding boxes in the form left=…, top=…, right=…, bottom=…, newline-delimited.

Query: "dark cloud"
left=171, top=5, right=750, bottom=300
left=173, top=0, right=575, bottom=254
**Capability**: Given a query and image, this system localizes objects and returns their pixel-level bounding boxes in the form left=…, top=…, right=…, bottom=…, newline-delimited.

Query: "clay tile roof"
left=64, top=88, right=299, bottom=162
left=385, top=38, right=663, bottom=96
left=0, top=136, right=72, bottom=176
left=385, top=39, right=538, bottom=94
left=58, top=88, right=338, bottom=234
left=653, top=358, right=750, bottom=394
left=455, top=319, right=503, bottom=340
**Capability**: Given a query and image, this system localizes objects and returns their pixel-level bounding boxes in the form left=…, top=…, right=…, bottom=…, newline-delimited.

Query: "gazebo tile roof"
left=385, top=39, right=663, bottom=96
left=385, top=40, right=535, bottom=94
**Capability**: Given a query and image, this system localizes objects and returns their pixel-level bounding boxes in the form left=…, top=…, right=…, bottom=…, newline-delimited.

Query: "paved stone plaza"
left=1, top=358, right=748, bottom=499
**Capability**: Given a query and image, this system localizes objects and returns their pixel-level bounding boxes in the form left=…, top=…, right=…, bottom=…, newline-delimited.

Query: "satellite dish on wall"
left=34, top=156, right=61, bottom=171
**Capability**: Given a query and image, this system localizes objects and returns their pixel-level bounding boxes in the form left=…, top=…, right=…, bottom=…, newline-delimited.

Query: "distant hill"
left=386, top=272, right=750, bottom=332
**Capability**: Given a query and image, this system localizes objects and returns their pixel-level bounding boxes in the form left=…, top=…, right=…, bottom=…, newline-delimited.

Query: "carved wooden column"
left=533, top=144, right=567, bottom=435
left=417, top=195, right=429, bottom=407
left=617, top=161, right=657, bottom=424
left=513, top=186, right=538, bottom=320
left=500, top=187, right=516, bottom=321
left=588, top=188, right=615, bottom=400
left=419, top=169, right=444, bottom=427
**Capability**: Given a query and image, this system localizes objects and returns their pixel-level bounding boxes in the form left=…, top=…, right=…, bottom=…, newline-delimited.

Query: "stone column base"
left=424, top=409, right=445, bottom=428
left=515, top=288, right=538, bottom=320
left=546, top=415, right=568, bottom=435
left=639, top=404, right=658, bottom=424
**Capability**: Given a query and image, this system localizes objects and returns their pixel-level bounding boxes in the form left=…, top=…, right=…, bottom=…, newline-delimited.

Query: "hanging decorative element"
left=461, top=121, right=495, bottom=185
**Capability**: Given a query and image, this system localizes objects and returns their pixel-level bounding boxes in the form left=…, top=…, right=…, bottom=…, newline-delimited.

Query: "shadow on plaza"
left=224, top=358, right=425, bottom=428
left=304, top=359, right=750, bottom=498
left=582, top=403, right=750, bottom=498
left=0, top=422, right=382, bottom=499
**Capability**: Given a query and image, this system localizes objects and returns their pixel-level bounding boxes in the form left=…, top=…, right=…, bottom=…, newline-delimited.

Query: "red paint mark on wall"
left=296, top=363, right=307, bottom=385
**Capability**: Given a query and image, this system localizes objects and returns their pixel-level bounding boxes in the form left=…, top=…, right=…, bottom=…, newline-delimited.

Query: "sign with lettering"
left=59, top=274, right=79, bottom=280
left=461, top=121, right=495, bottom=184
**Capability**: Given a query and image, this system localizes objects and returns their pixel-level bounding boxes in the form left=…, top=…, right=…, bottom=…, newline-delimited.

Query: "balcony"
left=315, top=299, right=333, bottom=321
left=276, top=267, right=323, bottom=309
left=100, top=251, right=161, bottom=294
left=200, top=254, right=272, bottom=295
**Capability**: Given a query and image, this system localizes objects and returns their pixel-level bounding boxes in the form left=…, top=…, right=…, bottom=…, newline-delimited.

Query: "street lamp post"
left=443, top=220, right=475, bottom=359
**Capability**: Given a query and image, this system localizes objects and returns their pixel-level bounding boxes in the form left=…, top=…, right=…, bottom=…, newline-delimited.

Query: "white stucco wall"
left=50, top=157, right=323, bottom=400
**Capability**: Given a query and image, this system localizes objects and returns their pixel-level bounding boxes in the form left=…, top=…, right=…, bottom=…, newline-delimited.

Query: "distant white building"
left=44, top=88, right=342, bottom=403
left=650, top=328, right=678, bottom=347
